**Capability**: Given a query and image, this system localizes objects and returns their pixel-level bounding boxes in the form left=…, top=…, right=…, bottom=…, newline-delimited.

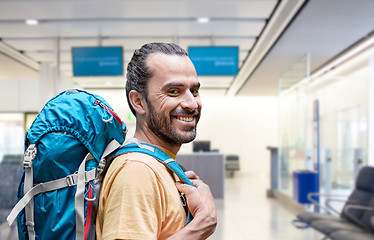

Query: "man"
left=96, top=42, right=217, bottom=240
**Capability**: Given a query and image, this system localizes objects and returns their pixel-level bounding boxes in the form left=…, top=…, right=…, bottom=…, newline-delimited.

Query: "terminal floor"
left=1, top=172, right=325, bottom=240
left=209, top=171, right=325, bottom=240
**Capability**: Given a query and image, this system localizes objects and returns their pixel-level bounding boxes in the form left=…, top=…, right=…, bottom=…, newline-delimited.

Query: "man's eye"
left=168, top=89, right=180, bottom=94
left=191, top=89, right=199, bottom=96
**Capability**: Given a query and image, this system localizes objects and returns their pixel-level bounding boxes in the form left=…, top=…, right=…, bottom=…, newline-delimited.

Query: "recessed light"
left=197, top=17, right=210, bottom=24
left=25, top=19, right=39, bottom=25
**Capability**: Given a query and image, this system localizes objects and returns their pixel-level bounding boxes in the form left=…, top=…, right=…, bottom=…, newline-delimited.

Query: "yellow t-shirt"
left=96, top=152, right=186, bottom=240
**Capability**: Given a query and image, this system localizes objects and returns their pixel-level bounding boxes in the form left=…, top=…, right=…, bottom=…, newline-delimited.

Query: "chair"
left=295, top=166, right=374, bottom=239
left=225, top=155, right=240, bottom=177
left=0, top=161, right=23, bottom=240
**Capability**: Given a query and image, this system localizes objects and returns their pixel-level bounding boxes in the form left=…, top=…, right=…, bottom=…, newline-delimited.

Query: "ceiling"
left=0, top=0, right=373, bottom=96
left=236, top=0, right=374, bottom=96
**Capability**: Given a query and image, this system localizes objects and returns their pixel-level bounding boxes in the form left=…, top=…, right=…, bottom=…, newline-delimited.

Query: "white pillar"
left=59, top=74, right=74, bottom=92
left=54, top=37, right=60, bottom=93
left=39, top=62, right=55, bottom=108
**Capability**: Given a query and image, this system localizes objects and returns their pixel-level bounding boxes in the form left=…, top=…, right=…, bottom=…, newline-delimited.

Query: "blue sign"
left=72, top=46, right=123, bottom=76
left=188, top=46, right=239, bottom=76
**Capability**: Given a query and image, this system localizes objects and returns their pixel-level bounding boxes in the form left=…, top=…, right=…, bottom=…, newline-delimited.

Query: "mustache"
left=170, top=109, right=200, bottom=116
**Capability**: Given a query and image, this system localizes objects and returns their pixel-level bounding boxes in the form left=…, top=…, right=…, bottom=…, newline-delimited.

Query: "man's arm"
left=168, top=171, right=217, bottom=240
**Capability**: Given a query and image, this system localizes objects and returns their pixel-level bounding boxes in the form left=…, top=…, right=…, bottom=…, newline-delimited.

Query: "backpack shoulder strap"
left=111, top=138, right=193, bottom=186
left=109, top=138, right=194, bottom=224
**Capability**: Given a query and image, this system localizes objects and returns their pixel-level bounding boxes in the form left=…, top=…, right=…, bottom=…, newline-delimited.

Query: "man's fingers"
left=175, top=181, right=194, bottom=193
left=176, top=179, right=204, bottom=194
left=190, top=179, right=202, bottom=188
left=185, top=170, right=200, bottom=180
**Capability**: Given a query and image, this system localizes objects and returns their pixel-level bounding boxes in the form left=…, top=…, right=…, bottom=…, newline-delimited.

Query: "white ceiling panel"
left=60, top=39, right=107, bottom=50
left=3, top=39, right=54, bottom=51
left=0, top=1, right=277, bottom=19
left=25, top=52, right=54, bottom=62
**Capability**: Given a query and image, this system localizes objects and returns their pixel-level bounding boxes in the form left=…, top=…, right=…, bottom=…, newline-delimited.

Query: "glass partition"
left=278, top=52, right=370, bottom=198
left=307, top=76, right=369, bottom=191
left=278, top=55, right=309, bottom=195
left=279, top=72, right=369, bottom=197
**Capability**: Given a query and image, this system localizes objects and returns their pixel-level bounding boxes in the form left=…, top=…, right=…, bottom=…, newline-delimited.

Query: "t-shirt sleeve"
left=101, top=161, right=164, bottom=240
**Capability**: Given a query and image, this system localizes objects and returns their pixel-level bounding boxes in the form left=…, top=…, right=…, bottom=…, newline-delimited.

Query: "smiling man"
left=96, top=43, right=217, bottom=240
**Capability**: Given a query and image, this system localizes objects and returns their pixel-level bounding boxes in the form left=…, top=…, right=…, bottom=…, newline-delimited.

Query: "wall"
left=0, top=62, right=73, bottom=112
left=0, top=79, right=40, bottom=112
left=189, top=95, right=279, bottom=174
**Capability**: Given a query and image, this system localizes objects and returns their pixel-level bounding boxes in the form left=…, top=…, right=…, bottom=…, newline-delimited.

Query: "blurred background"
left=1, top=0, right=374, bottom=239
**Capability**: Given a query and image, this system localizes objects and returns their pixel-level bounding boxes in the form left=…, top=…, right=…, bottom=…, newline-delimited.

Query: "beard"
left=145, top=98, right=200, bottom=146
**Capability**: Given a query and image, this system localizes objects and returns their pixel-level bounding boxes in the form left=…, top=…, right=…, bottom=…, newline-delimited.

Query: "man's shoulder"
left=107, top=152, right=175, bottom=188
left=114, top=152, right=166, bottom=172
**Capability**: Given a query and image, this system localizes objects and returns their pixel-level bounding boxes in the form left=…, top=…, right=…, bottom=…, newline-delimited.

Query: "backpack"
left=7, top=89, right=193, bottom=240
left=6, top=89, right=127, bottom=240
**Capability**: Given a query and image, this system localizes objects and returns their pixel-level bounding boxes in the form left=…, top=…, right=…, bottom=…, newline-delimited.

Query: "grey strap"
left=7, top=168, right=96, bottom=226
left=25, top=168, right=35, bottom=240
left=97, top=139, right=121, bottom=176
left=102, top=139, right=121, bottom=159
left=23, top=144, right=36, bottom=240
left=75, top=153, right=92, bottom=240
left=164, top=158, right=175, bottom=164
left=124, top=138, right=155, bottom=152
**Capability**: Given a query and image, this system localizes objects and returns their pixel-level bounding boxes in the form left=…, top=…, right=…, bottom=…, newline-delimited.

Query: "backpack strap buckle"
left=26, top=221, right=35, bottom=227
left=97, top=158, right=106, bottom=176
left=66, top=173, right=77, bottom=186
left=23, top=158, right=32, bottom=168
left=23, top=144, right=37, bottom=168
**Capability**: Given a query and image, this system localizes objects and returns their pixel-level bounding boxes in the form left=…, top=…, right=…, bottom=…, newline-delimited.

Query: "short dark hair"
left=126, top=42, right=188, bottom=116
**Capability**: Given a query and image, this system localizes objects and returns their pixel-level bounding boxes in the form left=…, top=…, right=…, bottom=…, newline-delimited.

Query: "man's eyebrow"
left=162, top=82, right=201, bottom=88
left=193, top=82, right=201, bottom=88
left=163, top=82, right=184, bottom=88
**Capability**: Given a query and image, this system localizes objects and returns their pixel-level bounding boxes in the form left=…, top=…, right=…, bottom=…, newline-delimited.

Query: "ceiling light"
left=280, top=33, right=374, bottom=97
left=25, top=19, right=39, bottom=25
left=197, top=17, right=210, bottom=24
left=310, top=33, right=374, bottom=80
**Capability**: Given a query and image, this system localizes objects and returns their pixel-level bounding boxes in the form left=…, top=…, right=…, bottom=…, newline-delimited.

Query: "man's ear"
left=129, top=90, right=146, bottom=115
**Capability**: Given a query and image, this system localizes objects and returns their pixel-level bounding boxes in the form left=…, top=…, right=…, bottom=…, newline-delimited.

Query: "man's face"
left=143, top=53, right=202, bottom=146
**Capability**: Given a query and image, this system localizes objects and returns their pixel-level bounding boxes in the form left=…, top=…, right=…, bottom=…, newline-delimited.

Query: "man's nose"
left=180, top=91, right=199, bottom=110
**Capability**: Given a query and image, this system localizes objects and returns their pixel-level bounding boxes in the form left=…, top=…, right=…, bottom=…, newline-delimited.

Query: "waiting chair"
left=225, top=155, right=240, bottom=177
left=0, top=161, right=23, bottom=240
left=294, top=166, right=374, bottom=239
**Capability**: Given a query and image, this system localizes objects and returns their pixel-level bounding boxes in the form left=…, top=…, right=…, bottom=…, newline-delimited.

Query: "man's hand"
left=173, top=171, right=217, bottom=239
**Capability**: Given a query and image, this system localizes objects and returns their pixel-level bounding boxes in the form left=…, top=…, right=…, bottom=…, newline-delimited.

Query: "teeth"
left=177, top=116, right=194, bottom=122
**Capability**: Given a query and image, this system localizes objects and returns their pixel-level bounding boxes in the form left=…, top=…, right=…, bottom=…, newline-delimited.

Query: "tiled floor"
left=209, top=171, right=325, bottom=240
left=0, top=171, right=326, bottom=240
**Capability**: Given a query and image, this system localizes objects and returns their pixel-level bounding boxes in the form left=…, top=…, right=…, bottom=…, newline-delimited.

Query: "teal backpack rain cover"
left=6, top=89, right=127, bottom=240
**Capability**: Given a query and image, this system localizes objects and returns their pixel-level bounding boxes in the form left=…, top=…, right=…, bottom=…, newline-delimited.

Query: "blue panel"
left=188, top=46, right=239, bottom=76
left=72, top=46, right=123, bottom=76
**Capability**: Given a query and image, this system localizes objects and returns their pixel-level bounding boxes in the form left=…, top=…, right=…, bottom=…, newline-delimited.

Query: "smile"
left=175, top=116, right=194, bottom=122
